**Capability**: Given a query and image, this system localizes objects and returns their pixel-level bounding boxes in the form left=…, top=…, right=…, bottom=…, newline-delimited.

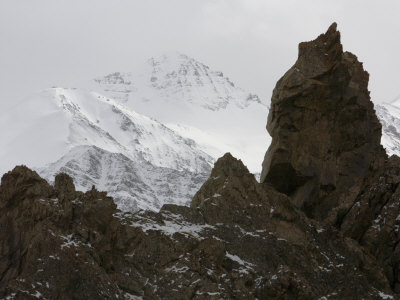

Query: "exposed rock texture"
left=261, top=22, right=400, bottom=294
left=261, top=23, right=386, bottom=222
left=38, top=145, right=210, bottom=212
left=337, top=154, right=400, bottom=293
left=0, top=162, right=396, bottom=299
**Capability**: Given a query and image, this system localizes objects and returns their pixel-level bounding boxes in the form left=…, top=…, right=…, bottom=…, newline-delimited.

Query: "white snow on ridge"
left=0, top=87, right=213, bottom=176
left=1, top=52, right=271, bottom=211
left=376, top=102, right=400, bottom=157
left=38, top=145, right=209, bottom=211
left=91, top=52, right=270, bottom=172
left=92, top=52, right=264, bottom=112
left=365, top=99, right=400, bottom=160
left=0, top=85, right=213, bottom=211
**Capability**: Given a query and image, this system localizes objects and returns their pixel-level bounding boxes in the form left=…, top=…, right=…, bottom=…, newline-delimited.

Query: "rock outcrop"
left=261, top=22, right=400, bottom=294
left=0, top=162, right=396, bottom=299
left=261, top=23, right=386, bottom=222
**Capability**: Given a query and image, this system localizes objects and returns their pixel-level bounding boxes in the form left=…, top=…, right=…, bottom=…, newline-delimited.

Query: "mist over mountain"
left=0, top=53, right=269, bottom=211
left=90, top=52, right=270, bottom=173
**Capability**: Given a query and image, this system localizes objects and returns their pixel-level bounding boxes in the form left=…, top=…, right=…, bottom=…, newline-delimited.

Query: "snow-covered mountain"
left=38, top=145, right=208, bottom=211
left=376, top=100, right=400, bottom=156
left=1, top=87, right=213, bottom=173
left=0, top=52, right=270, bottom=212
left=92, top=52, right=263, bottom=112
left=0, top=86, right=213, bottom=211
left=90, top=52, right=270, bottom=173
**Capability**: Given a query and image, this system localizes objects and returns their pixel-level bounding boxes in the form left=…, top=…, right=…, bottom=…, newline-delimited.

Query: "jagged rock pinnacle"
left=260, top=23, right=386, bottom=221
left=296, top=22, right=342, bottom=78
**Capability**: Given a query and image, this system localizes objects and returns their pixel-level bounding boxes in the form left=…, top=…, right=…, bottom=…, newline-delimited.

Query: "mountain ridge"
left=0, top=86, right=214, bottom=211
left=90, top=52, right=271, bottom=173
left=0, top=52, right=269, bottom=212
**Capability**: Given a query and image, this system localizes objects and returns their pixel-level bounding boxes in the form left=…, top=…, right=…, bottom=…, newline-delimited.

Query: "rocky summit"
left=2, top=23, right=400, bottom=299
left=261, top=22, right=386, bottom=222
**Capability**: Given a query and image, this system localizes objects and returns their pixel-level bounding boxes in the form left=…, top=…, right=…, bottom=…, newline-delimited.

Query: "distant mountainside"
left=376, top=101, right=400, bottom=157
left=0, top=87, right=212, bottom=172
left=0, top=87, right=213, bottom=211
left=91, top=52, right=271, bottom=173
left=92, top=52, right=263, bottom=112
left=0, top=53, right=270, bottom=211
left=38, top=145, right=208, bottom=212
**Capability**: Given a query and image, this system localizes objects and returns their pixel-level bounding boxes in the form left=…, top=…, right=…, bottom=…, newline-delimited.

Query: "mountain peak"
left=296, top=22, right=342, bottom=78
left=146, top=51, right=194, bottom=66
left=93, top=51, right=264, bottom=112
left=88, top=51, right=269, bottom=173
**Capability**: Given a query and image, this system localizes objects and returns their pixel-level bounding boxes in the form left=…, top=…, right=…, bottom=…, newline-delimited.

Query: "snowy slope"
left=1, top=52, right=271, bottom=212
left=376, top=101, right=400, bottom=156
left=0, top=87, right=213, bottom=211
left=92, top=52, right=263, bottom=111
left=0, top=87, right=212, bottom=175
left=38, top=145, right=208, bottom=211
left=91, top=52, right=270, bottom=173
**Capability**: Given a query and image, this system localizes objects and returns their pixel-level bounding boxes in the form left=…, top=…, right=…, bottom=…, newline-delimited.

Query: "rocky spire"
left=260, top=23, right=386, bottom=221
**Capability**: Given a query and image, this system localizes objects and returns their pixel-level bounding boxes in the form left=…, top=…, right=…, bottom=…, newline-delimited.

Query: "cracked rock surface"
left=0, top=160, right=395, bottom=299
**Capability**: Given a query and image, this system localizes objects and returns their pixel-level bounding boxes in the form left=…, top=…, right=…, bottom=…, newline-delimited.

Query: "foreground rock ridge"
left=0, top=162, right=395, bottom=299
left=1, top=23, right=400, bottom=299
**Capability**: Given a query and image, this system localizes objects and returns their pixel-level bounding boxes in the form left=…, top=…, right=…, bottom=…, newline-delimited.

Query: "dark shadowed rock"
left=54, top=172, right=76, bottom=201
left=0, top=161, right=395, bottom=299
left=261, top=22, right=386, bottom=222
left=0, top=165, right=53, bottom=210
left=260, top=22, right=400, bottom=294
left=191, top=153, right=263, bottom=210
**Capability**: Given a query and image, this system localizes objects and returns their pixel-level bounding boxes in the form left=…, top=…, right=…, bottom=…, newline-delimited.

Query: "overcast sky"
left=1, top=0, right=400, bottom=109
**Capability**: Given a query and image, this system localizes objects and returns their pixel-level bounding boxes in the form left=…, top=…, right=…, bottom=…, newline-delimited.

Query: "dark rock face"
left=260, top=23, right=386, bottom=221
left=260, top=22, right=400, bottom=294
left=338, top=155, right=400, bottom=293
left=0, top=166, right=120, bottom=299
left=0, top=162, right=396, bottom=299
